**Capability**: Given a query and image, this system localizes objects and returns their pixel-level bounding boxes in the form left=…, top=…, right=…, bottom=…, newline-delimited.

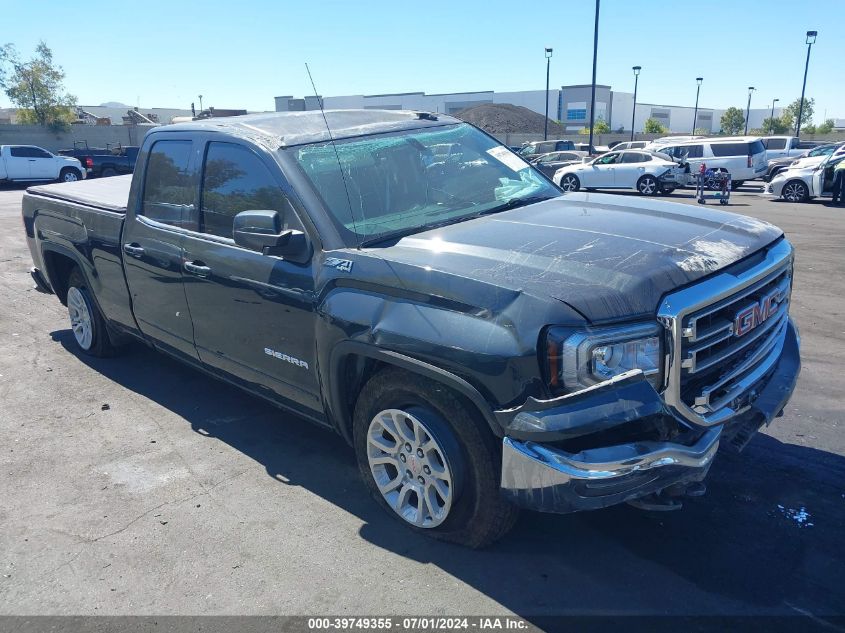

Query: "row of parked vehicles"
left=518, top=134, right=843, bottom=203
left=0, top=142, right=138, bottom=185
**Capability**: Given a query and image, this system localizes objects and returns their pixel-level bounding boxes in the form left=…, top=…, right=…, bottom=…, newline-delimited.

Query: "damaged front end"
left=498, top=316, right=800, bottom=513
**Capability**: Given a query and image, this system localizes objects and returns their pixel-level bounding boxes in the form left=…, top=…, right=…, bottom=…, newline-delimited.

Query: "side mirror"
left=233, top=210, right=310, bottom=261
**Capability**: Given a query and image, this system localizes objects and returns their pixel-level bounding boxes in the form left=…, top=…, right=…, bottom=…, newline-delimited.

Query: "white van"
left=656, top=136, right=767, bottom=187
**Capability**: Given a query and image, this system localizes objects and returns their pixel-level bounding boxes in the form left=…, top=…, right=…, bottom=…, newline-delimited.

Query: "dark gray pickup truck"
left=22, top=110, right=800, bottom=547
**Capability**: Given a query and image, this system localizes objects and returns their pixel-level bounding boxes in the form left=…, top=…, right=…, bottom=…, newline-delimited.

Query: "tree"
left=579, top=117, right=611, bottom=135
left=644, top=117, right=666, bottom=134
left=784, top=97, right=815, bottom=132
left=720, top=107, right=745, bottom=135
left=817, top=119, right=834, bottom=134
left=802, top=124, right=817, bottom=135
left=0, top=41, right=76, bottom=129
left=761, top=116, right=791, bottom=135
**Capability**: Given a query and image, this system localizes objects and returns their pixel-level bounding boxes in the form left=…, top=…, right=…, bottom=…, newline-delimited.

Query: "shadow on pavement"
left=51, top=330, right=845, bottom=622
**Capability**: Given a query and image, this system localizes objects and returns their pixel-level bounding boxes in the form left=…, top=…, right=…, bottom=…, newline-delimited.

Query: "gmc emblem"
left=734, top=288, right=785, bottom=337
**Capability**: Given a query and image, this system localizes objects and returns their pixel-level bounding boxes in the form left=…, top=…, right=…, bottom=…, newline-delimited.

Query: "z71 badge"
left=324, top=257, right=353, bottom=273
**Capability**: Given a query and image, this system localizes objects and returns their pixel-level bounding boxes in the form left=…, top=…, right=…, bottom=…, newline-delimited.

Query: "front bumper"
left=500, top=320, right=800, bottom=513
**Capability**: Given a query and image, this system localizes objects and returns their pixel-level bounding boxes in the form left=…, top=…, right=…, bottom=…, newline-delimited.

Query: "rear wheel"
left=66, top=268, right=117, bottom=357
left=559, top=174, right=580, bottom=192
left=731, top=180, right=745, bottom=189
left=637, top=175, right=659, bottom=196
left=59, top=168, right=81, bottom=183
left=353, top=368, right=519, bottom=548
left=782, top=180, right=809, bottom=203
left=100, top=167, right=117, bottom=178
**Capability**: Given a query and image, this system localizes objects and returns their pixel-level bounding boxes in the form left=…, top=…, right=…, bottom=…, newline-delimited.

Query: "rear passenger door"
left=180, top=139, right=321, bottom=416
left=122, top=138, right=200, bottom=363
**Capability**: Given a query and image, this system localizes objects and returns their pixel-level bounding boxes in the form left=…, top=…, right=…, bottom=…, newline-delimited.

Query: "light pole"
left=588, top=0, right=600, bottom=154
left=630, top=66, right=640, bottom=142
left=796, top=30, right=817, bottom=138
left=769, top=98, right=779, bottom=133
left=692, top=77, right=703, bottom=134
left=198, top=94, right=204, bottom=112
left=544, top=47, right=553, bottom=141
left=744, top=86, right=755, bottom=135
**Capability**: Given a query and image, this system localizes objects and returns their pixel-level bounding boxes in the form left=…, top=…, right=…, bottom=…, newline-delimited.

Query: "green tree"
left=784, top=97, right=815, bottom=132
left=0, top=41, right=76, bottom=129
left=817, top=119, right=834, bottom=134
left=761, top=116, right=791, bottom=134
left=579, top=117, right=611, bottom=135
left=802, top=124, right=817, bottom=135
left=643, top=117, right=667, bottom=134
left=720, top=107, right=745, bottom=135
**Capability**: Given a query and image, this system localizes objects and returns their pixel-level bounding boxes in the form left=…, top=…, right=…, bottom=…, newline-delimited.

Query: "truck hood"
left=375, top=193, right=783, bottom=323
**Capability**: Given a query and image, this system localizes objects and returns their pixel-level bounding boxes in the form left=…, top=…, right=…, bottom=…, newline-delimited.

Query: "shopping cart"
left=696, top=168, right=731, bottom=205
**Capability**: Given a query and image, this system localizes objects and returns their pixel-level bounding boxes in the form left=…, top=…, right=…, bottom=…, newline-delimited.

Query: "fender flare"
left=328, top=341, right=504, bottom=444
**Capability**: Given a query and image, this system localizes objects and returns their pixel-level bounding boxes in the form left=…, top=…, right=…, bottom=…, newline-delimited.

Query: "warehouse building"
left=275, top=85, right=784, bottom=134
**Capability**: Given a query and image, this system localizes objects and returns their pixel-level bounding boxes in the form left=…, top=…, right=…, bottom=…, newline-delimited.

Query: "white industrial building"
left=275, top=85, right=785, bottom=134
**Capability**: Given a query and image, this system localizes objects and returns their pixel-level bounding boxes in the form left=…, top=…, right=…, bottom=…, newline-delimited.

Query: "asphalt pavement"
left=0, top=183, right=843, bottom=626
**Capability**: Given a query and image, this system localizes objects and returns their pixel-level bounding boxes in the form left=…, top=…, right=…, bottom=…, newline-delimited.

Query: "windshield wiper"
left=470, top=195, right=558, bottom=218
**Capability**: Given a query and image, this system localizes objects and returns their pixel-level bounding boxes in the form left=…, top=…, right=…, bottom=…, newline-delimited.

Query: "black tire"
left=100, top=167, right=118, bottom=178
left=781, top=180, right=809, bottom=203
left=559, top=174, right=580, bottom=192
left=353, top=368, right=519, bottom=548
left=637, top=174, right=659, bottom=196
left=66, top=268, right=118, bottom=357
left=59, top=167, right=81, bottom=183
left=659, top=185, right=676, bottom=195
left=731, top=180, right=745, bottom=189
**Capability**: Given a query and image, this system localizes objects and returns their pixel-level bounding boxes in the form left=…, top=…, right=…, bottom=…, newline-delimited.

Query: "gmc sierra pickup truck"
left=23, top=110, right=800, bottom=547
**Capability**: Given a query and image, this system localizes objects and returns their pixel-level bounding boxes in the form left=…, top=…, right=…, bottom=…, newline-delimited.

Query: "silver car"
left=767, top=151, right=845, bottom=202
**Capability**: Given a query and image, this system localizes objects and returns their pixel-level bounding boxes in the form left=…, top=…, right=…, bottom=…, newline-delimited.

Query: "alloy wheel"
left=783, top=182, right=806, bottom=202
left=67, top=287, right=93, bottom=350
left=366, top=408, right=454, bottom=528
left=560, top=175, right=579, bottom=192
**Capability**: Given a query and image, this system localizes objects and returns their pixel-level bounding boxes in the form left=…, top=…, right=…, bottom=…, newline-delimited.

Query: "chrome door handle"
left=184, top=261, right=211, bottom=277
left=123, top=243, right=145, bottom=258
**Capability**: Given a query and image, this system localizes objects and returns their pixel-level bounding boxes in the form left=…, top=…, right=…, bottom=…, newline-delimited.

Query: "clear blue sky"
left=2, top=0, right=842, bottom=121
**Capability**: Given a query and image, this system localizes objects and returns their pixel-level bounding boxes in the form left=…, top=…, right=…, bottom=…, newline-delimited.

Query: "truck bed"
left=26, top=174, right=131, bottom=213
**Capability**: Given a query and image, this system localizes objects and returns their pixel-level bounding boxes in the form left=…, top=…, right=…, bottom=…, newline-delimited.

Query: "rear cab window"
left=765, top=138, right=787, bottom=150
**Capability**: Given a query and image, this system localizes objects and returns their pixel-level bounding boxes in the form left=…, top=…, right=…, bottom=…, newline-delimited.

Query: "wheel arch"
left=328, top=341, right=503, bottom=446
left=41, top=246, right=85, bottom=305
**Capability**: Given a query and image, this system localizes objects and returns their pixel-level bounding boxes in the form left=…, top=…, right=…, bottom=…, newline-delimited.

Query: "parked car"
left=767, top=152, right=845, bottom=202
left=760, top=136, right=822, bottom=161
left=764, top=142, right=845, bottom=182
left=645, top=136, right=707, bottom=150
left=553, top=149, right=686, bottom=195
left=22, top=110, right=799, bottom=547
left=1, top=145, right=85, bottom=183
left=610, top=141, right=649, bottom=151
left=656, top=137, right=767, bottom=188
left=529, top=150, right=587, bottom=177
left=517, top=139, right=576, bottom=158
left=89, top=146, right=140, bottom=178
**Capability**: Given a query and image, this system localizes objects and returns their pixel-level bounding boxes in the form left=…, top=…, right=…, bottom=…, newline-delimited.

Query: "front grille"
left=658, top=240, right=793, bottom=426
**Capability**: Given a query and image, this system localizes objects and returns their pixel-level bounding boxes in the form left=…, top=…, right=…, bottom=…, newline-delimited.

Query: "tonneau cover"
left=27, top=174, right=131, bottom=213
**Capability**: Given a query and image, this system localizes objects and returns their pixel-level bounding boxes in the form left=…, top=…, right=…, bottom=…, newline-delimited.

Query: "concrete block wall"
left=0, top=124, right=158, bottom=152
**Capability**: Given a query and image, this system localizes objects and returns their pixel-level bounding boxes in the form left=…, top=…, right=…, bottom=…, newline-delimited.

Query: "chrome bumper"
left=502, top=428, right=719, bottom=513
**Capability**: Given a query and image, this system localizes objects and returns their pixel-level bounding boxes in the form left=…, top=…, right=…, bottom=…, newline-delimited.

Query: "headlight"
left=546, top=323, right=663, bottom=392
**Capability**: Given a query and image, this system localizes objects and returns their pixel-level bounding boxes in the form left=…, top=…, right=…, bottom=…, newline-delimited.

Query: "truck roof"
left=164, top=110, right=461, bottom=148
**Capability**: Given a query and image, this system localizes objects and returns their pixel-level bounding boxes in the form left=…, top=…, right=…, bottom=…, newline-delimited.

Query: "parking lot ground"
left=0, top=184, right=843, bottom=625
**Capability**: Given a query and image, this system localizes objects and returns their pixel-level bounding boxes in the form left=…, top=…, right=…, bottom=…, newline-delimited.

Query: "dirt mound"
left=452, top=103, right=563, bottom=135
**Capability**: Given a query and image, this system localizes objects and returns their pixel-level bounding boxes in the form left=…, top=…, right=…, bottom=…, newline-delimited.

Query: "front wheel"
left=354, top=368, right=519, bottom=548
left=731, top=180, right=745, bottom=189
left=59, top=168, right=81, bottom=183
left=637, top=175, right=659, bottom=196
left=782, top=180, right=809, bottom=203
left=559, top=174, right=581, bottom=192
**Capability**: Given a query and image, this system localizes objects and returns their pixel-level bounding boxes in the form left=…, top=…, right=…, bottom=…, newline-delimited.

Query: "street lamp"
left=744, top=86, right=755, bottom=135
left=630, top=66, right=641, bottom=142
left=769, top=98, right=779, bottom=133
left=544, top=47, right=553, bottom=141
left=796, top=30, right=818, bottom=138
left=588, top=0, right=600, bottom=154
left=198, top=94, right=204, bottom=112
left=692, top=77, right=703, bottom=134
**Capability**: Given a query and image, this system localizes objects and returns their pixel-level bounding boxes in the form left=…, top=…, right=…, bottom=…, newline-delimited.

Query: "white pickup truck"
left=761, top=136, right=820, bottom=161
left=0, top=145, right=85, bottom=184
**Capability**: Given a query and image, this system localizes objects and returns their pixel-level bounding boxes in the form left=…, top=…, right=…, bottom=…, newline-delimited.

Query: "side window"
left=766, top=138, right=787, bottom=150
left=596, top=153, right=619, bottom=165
left=141, top=140, right=194, bottom=227
left=32, top=148, right=52, bottom=158
left=10, top=147, right=31, bottom=158
left=200, top=142, right=292, bottom=240
left=620, top=152, right=645, bottom=163
left=685, top=145, right=704, bottom=159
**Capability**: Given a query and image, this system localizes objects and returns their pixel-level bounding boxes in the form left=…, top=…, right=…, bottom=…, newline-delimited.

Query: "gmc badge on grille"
left=734, top=287, right=785, bottom=337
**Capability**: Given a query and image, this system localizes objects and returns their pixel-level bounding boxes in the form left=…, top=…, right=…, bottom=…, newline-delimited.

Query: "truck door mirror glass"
left=233, top=210, right=310, bottom=260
